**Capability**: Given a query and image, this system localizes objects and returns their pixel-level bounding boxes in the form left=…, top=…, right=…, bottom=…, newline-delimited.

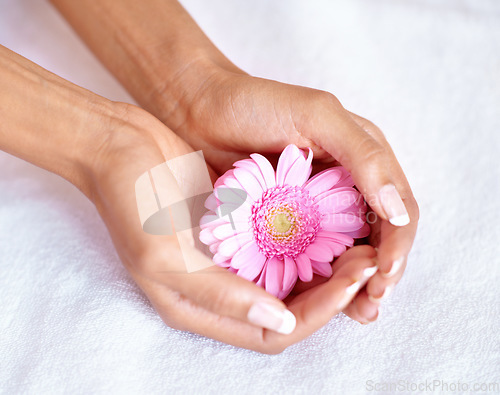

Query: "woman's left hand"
left=160, top=70, right=419, bottom=324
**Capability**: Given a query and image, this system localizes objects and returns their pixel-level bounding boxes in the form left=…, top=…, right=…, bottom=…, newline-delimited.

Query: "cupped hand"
left=86, top=104, right=377, bottom=353
left=161, top=70, right=419, bottom=324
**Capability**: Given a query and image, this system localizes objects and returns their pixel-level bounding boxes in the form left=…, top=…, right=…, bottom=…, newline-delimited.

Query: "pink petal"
left=231, top=241, right=262, bottom=269
left=237, top=255, right=266, bottom=281
left=311, top=260, right=333, bottom=277
left=316, top=189, right=360, bottom=214
left=214, top=169, right=235, bottom=188
left=283, top=148, right=313, bottom=187
left=213, top=223, right=240, bottom=240
left=305, top=168, right=343, bottom=197
left=233, top=167, right=264, bottom=202
left=276, top=144, right=302, bottom=185
left=320, top=213, right=365, bottom=232
left=316, top=230, right=354, bottom=247
left=221, top=176, right=255, bottom=210
left=283, top=256, right=298, bottom=292
left=305, top=241, right=334, bottom=262
left=329, top=242, right=347, bottom=257
left=218, top=232, right=253, bottom=257
left=335, top=167, right=355, bottom=188
left=278, top=274, right=297, bottom=300
left=209, top=241, right=221, bottom=254
left=221, top=175, right=242, bottom=189
left=214, top=185, right=247, bottom=205
left=225, top=207, right=252, bottom=226
left=199, top=227, right=219, bottom=245
left=314, top=185, right=352, bottom=203
left=265, top=257, right=284, bottom=298
left=204, top=193, right=218, bottom=211
left=256, top=263, right=268, bottom=288
left=200, top=214, right=229, bottom=230
left=313, top=238, right=348, bottom=257
left=250, top=153, right=276, bottom=189
left=343, top=222, right=371, bottom=239
left=234, top=159, right=267, bottom=191
left=338, top=196, right=368, bottom=216
left=213, top=253, right=231, bottom=266
left=214, top=203, right=251, bottom=227
left=296, top=253, right=313, bottom=282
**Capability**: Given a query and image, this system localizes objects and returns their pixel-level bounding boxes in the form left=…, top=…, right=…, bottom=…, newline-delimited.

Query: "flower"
left=199, top=144, right=370, bottom=299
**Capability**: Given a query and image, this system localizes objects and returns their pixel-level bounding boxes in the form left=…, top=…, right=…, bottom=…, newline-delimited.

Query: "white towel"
left=0, top=0, right=499, bottom=393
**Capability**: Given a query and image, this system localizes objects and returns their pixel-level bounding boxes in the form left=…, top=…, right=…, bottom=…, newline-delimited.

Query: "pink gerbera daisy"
left=199, top=144, right=370, bottom=300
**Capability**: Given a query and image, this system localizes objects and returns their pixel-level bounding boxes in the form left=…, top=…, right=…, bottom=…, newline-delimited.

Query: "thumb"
left=305, top=94, right=410, bottom=227
left=147, top=245, right=297, bottom=335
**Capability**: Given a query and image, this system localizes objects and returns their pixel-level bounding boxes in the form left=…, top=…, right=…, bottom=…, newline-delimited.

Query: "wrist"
left=51, top=0, right=245, bottom=131
left=149, top=55, right=238, bottom=129
left=0, top=45, right=117, bottom=199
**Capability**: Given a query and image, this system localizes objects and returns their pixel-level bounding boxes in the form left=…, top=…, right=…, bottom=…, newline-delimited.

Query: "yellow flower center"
left=273, top=212, right=292, bottom=233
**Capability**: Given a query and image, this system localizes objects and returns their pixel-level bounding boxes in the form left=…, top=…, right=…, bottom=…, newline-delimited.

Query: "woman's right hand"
left=86, top=104, right=379, bottom=353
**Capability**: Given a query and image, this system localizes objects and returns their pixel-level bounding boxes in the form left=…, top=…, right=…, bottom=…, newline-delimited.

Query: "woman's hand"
left=51, top=0, right=419, bottom=325
left=0, top=42, right=380, bottom=352
left=162, top=70, right=419, bottom=324
left=80, top=104, right=381, bottom=353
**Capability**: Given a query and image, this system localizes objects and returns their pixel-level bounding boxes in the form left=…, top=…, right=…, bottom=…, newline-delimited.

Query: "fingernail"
left=381, top=256, right=405, bottom=278
left=367, top=307, right=380, bottom=322
left=368, top=284, right=394, bottom=303
left=337, top=265, right=378, bottom=310
left=247, top=302, right=296, bottom=335
left=379, top=184, right=410, bottom=226
left=363, top=266, right=378, bottom=279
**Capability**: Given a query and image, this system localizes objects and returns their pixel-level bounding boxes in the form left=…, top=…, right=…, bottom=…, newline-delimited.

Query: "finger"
left=135, top=272, right=266, bottom=348
left=331, top=244, right=377, bottom=273
left=347, top=111, right=392, bottom=150
left=134, top=255, right=377, bottom=354
left=366, top=258, right=406, bottom=302
left=141, top=241, right=298, bottom=335
left=291, top=245, right=376, bottom=295
left=262, top=256, right=378, bottom=350
left=344, top=111, right=419, bottom=274
left=375, top=202, right=418, bottom=275
left=346, top=261, right=406, bottom=324
left=329, top=246, right=382, bottom=325
left=343, top=289, right=379, bottom=324
left=302, top=94, right=412, bottom=227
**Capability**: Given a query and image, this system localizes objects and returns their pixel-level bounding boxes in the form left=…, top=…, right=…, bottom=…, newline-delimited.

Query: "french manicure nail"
left=368, top=285, right=394, bottom=303
left=379, top=184, right=410, bottom=226
left=381, top=256, right=405, bottom=278
left=337, top=266, right=377, bottom=310
left=247, top=302, right=296, bottom=335
left=345, top=281, right=361, bottom=296
left=363, top=266, right=378, bottom=279
left=367, top=307, right=380, bottom=322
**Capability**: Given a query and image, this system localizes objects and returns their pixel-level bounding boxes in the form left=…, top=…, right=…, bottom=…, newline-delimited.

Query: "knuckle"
left=412, top=200, right=421, bottom=222
left=315, top=90, right=343, bottom=111
left=256, top=332, right=290, bottom=354
left=199, top=287, right=231, bottom=315
left=155, top=290, right=191, bottom=331
left=133, top=241, right=177, bottom=277
left=135, top=247, right=159, bottom=275
left=161, top=313, right=185, bottom=331
left=359, top=140, right=388, bottom=171
left=254, top=342, right=288, bottom=355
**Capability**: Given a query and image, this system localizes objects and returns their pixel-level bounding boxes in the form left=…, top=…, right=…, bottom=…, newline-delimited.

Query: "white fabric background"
left=0, top=0, right=499, bottom=393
